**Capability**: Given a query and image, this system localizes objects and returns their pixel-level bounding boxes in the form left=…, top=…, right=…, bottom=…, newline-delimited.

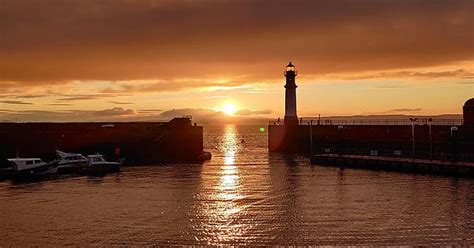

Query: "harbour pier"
left=268, top=62, right=474, bottom=176
left=0, top=117, right=206, bottom=166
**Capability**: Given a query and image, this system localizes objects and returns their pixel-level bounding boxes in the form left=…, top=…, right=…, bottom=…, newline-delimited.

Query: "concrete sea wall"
left=269, top=124, right=474, bottom=161
left=0, top=118, right=204, bottom=165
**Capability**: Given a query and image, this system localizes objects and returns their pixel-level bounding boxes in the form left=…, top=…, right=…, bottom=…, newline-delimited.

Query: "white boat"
left=0, top=158, right=57, bottom=177
left=55, top=150, right=88, bottom=174
left=85, top=154, right=121, bottom=174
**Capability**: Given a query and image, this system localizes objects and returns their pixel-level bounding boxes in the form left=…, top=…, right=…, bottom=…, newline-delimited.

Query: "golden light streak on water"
left=192, top=124, right=248, bottom=244
left=219, top=125, right=241, bottom=214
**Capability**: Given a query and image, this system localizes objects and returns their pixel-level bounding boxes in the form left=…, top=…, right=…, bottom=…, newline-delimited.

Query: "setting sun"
left=222, top=103, right=238, bottom=116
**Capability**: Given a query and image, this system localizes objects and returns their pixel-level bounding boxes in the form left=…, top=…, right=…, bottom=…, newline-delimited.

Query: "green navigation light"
left=259, top=127, right=265, bottom=133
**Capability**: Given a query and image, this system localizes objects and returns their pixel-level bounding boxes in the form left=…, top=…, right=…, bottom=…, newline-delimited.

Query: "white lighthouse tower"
left=284, top=62, right=298, bottom=125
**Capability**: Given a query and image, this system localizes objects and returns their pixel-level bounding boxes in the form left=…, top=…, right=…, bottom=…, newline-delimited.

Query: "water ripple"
left=0, top=124, right=472, bottom=245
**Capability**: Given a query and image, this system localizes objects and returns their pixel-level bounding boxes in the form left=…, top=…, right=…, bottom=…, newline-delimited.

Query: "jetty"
left=268, top=62, right=474, bottom=177
left=0, top=117, right=206, bottom=166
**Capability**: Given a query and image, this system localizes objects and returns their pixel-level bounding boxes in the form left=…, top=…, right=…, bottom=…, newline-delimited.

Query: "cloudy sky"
left=0, top=0, right=473, bottom=122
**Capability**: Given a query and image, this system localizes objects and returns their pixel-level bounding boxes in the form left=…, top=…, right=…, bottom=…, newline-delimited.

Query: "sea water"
left=0, top=124, right=472, bottom=245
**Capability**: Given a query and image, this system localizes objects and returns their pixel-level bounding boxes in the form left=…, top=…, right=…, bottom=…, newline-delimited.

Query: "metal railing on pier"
left=311, top=147, right=474, bottom=163
left=269, top=118, right=463, bottom=126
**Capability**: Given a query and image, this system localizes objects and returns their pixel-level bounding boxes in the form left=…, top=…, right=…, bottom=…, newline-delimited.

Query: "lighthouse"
left=284, top=62, right=298, bottom=125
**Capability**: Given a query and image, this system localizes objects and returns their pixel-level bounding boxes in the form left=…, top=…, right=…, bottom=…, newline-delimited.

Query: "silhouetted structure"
left=268, top=64, right=474, bottom=162
left=463, top=98, right=474, bottom=126
left=0, top=117, right=204, bottom=166
left=311, top=154, right=473, bottom=177
left=284, top=62, right=298, bottom=126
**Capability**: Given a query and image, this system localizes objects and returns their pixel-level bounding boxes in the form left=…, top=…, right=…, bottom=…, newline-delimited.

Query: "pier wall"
left=269, top=124, right=474, bottom=161
left=0, top=118, right=204, bottom=165
left=311, top=154, right=474, bottom=177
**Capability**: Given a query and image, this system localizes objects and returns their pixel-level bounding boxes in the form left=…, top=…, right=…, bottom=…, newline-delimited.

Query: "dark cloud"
left=57, top=96, right=98, bottom=101
left=345, top=69, right=474, bottom=80
left=56, top=94, right=118, bottom=101
left=137, top=109, right=163, bottom=113
left=374, top=84, right=412, bottom=89
left=385, top=108, right=422, bottom=113
left=93, top=107, right=135, bottom=116
left=0, top=100, right=33, bottom=105
left=236, top=109, right=272, bottom=116
left=0, top=109, right=16, bottom=113
left=0, top=108, right=138, bottom=122
left=0, top=0, right=472, bottom=89
left=11, top=94, right=48, bottom=99
left=47, top=103, right=73, bottom=106
left=160, top=108, right=223, bottom=119
left=109, top=101, right=133, bottom=105
left=404, top=70, right=473, bottom=78
left=0, top=110, right=76, bottom=122
left=100, top=79, right=251, bottom=94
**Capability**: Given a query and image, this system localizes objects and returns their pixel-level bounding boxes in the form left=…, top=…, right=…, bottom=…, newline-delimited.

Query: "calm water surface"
left=0, top=125, right=473, bottom=245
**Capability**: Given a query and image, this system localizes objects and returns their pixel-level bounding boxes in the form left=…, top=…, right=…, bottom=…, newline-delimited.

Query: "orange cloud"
left=0, top=0, right=472, bottom=90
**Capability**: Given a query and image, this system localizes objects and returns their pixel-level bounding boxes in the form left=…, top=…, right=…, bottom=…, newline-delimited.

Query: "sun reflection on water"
left=223, top=125, right=238, bottom=166
left=194, top=124, right=275, bottom=244
left=193, top=125, right=246, bottom=243
left=218, top=125, right=241, bottom=213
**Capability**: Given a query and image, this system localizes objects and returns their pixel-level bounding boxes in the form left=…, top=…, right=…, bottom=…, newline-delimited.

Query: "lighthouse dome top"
left=286, top=62, right=296, bottom=71
left=464, top=98, right=474, bottom=107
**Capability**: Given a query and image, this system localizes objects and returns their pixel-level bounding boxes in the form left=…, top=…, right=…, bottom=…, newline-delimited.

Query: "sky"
left=0, top=0, right=473, bottom=122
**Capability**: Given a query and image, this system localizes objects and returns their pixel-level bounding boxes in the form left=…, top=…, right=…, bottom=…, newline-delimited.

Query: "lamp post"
left=409, top=118, right=418, bottom=159
left=309, top=120, right=313, bottom=155
left=450, top=126, right=458, bottom=161
left=338, top=125, right=344, bottom=155
left=428, top=118, right=433, bottom=159
left=450, top=126, right=458, bottom=136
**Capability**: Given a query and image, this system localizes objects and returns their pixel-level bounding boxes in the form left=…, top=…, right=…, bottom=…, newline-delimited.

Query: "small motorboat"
left=54, top=150, right=88, bottom=174
left=0, top=158, right=57, bottom=178
left=84, top=154, right=121, bottom=174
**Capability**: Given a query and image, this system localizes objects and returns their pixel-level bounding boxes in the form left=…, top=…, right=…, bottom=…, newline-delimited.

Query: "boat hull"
left=0, top=164, right=57, bottom=179
left=57, top=166, right=84, bottom=175
left=84, top=163, right=120, bottom=175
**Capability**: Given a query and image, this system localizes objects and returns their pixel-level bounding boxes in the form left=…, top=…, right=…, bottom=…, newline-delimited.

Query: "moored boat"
left=54, top=150, right=88, bottom=174
left=84, top=154, right=121, bottom=174
left=0, top=158, right=57, bottom=178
